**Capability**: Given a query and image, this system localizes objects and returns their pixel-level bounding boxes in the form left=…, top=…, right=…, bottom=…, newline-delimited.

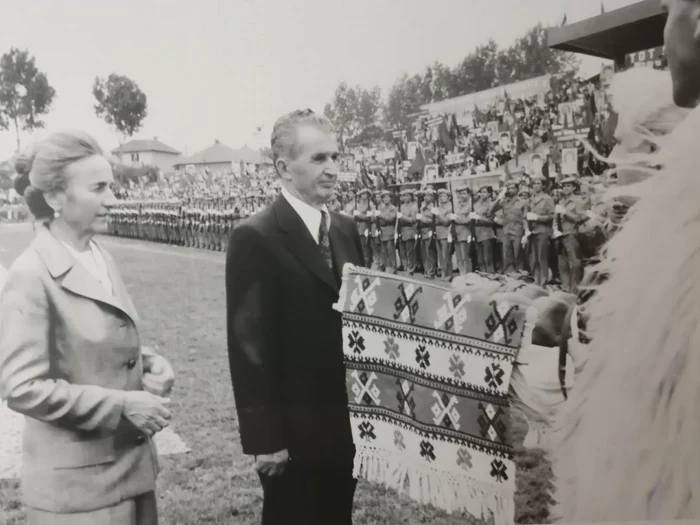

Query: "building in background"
left=173, top=140, right=272, bottom=177
left=110, top=138, right=181, bottom=173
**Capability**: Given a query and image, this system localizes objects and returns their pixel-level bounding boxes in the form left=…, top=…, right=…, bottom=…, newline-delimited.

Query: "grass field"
left=0, top=223, right=553, bottom=525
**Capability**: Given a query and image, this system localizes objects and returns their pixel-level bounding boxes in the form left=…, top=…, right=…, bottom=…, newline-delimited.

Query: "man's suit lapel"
left=328, top=215, right=352, bottom=284
left=274, top=195, right=339, bottom=293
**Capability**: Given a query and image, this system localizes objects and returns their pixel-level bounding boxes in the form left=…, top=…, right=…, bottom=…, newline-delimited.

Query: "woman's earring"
left=54, top=210, right=60, bottom=219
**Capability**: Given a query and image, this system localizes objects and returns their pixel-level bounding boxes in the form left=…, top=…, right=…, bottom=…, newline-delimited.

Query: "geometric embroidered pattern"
left=350, top=275, right=381, bottom=315
left=351, top=371, right=381, bottom=405
left=393, top=282, right=422, bottom=324
left=433, top=291, right=469, bottom=333
left=477, top=402, right=508, bottom=443
left=484, top=301, right=521, bottom=345
left=335, top=265, right=535, bottom=523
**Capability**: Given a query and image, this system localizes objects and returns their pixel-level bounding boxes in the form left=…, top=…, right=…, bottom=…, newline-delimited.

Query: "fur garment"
left=549, top=106, right=700, bottom=521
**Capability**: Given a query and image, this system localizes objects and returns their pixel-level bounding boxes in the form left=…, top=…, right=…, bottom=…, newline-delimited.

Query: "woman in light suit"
left=0, top=131, right=175, bottom=525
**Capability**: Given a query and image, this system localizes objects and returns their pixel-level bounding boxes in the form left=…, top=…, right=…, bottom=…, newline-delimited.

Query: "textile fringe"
left=353, top=447, right=514, bottom=525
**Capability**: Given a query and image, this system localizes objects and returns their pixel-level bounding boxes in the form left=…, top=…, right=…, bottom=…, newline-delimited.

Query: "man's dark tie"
left=318, top=210, right=333, bottom=269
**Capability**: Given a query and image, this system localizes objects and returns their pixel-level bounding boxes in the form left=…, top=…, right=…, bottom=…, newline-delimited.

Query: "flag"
left=408, top=148, right=425, bottom=180
left=376, top=171, right=388, bottom=191
left=473, top=105, right=487, bottom=125
left=438, top=119, right=455, bottom=151
left=395, top=139, right=407, bottom=161
left=602, top=110, right=619, bottom=144
left=560, top=13, right=567, bottom=26
left=450, top=114, right=460, bottom=141
left=360, top=161, right=375, bottom=189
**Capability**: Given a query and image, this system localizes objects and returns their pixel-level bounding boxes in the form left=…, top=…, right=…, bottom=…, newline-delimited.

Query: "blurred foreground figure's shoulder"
left=549, top=102, right=700, bottom=522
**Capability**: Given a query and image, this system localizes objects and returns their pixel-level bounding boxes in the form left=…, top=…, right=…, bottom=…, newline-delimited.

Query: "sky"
left=0, top=0, right=642, bottom=161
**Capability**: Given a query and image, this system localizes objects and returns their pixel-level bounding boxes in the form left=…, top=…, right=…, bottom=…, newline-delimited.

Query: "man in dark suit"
left=226, top=109, right=364, bottom=525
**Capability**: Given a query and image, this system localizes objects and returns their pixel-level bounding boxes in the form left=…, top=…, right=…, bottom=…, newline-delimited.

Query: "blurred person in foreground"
left=550, top=0, right=700, bottom=521
left=0, top=131, right=174, bottom=525
left=226, top=110, right=364, bottom=525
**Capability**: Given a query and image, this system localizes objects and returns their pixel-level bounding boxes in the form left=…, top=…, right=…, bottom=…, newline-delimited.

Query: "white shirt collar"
left=281, top=187, right=330, bottom=244
left=61, top=241, right=113, bottom=295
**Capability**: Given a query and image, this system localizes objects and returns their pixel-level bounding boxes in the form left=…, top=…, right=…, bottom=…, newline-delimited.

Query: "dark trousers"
left=503, top=233, right=524, bottom=274
left=258, top=462, right=357, bottom=525
left=399, top=239, right=417, bottom=273
left=476, top=239, right=495, bottom=274
left=529, top=232, right=551, bottom=286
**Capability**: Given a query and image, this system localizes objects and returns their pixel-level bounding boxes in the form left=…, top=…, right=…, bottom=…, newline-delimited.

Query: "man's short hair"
left=270, top=109, right=336, bottom=166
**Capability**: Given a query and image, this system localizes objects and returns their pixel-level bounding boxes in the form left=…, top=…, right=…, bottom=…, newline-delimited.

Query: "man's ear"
left=275, top=158, right=291, bottom=181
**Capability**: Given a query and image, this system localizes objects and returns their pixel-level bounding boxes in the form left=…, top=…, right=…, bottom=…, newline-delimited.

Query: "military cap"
left=420, top=187, right=436, bottom=195
left=437, top=188, right=451, bottom=196
left=456, top=186, right=470, bottom=193
left=478, top=184, right=493, bottom=193
left=560, top=176, right=578, bottom=186
left=357, top=188, right=371, bottom=196
left=399, top=188, right=414, bottom=196
left=504, top=180, right=518, bottom=188
left=380, top=190, right=392, bottom=197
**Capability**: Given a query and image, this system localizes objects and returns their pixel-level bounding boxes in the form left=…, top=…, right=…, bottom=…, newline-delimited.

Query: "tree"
left=384, top=73, right=428, bottom=131
left=356, top=86, right=382, bottom=130
left=324, top=82, right=382, bottom=149
left=507, top=23, right=580, bottom=79
left=0, top=48, right=56, bottom=152
left=93, top=74, right=148, bottom=160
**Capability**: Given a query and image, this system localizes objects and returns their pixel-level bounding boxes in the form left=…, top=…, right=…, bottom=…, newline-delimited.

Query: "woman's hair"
left=16, top=130, right=103, bottom=220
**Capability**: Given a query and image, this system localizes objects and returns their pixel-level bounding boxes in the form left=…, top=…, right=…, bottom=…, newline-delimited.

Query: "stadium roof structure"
left=111, top=138, right=180, bottom=155
left=547, top=0, right=665, bottom=66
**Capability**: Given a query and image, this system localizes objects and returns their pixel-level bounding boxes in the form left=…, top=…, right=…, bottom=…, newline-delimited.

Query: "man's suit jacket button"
left=135, top=434, right=146, bottom=445
left=126, top=359, right=137, bottom=369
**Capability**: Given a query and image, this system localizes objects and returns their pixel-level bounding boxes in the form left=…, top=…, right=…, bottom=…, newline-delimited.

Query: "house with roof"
left=111, top=137, right=181, bottom=173
left=173, top=140, right=272, bottom=176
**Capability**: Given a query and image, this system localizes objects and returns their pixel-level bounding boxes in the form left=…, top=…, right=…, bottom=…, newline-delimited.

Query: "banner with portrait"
left=407, top=141, right=419, bottom=161
left=487, top=121, right=500, bottom=143
left=424, top=164, right=439, bottom=181
left=561, top=148, right=578, bottom=176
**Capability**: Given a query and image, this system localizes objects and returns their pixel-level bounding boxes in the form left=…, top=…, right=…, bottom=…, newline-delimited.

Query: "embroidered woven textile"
left=334, top=265, right=536, bottom=525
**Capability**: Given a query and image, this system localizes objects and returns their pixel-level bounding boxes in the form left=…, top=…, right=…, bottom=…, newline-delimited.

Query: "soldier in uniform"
left=473, top=185, right=496, bottom=274
left=556, top=176, right=587, bottom=292
left=343, top=190, right=355, bottom=216
left=527, top=175, right=555, bottom=286
left=327, top=191, right=342, bottom=213
left=354, top=188, right=373, bottom=268
left=417, top=188, right=438, bottom=279
left=377, top=190, right=397, bottom=273
left=397, top=188, right=418, bottom=274
left=490, top=180, right=528, bottom=274
left=370, top=191, right=383, bottom=270
left=435, top=188, right=454, bottom=281
left=452, top=186, right=473, bottom=276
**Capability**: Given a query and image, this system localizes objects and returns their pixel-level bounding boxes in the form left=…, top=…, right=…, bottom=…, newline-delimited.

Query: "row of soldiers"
left=324, top=176, right=606, bottom=292
left=108, top=193, right=275, bottom=251
left=107, top=176, right=608, bottom=292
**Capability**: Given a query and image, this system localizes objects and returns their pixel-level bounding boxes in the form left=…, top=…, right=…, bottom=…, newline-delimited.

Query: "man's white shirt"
left=281, top=187, right=331, bottom=245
